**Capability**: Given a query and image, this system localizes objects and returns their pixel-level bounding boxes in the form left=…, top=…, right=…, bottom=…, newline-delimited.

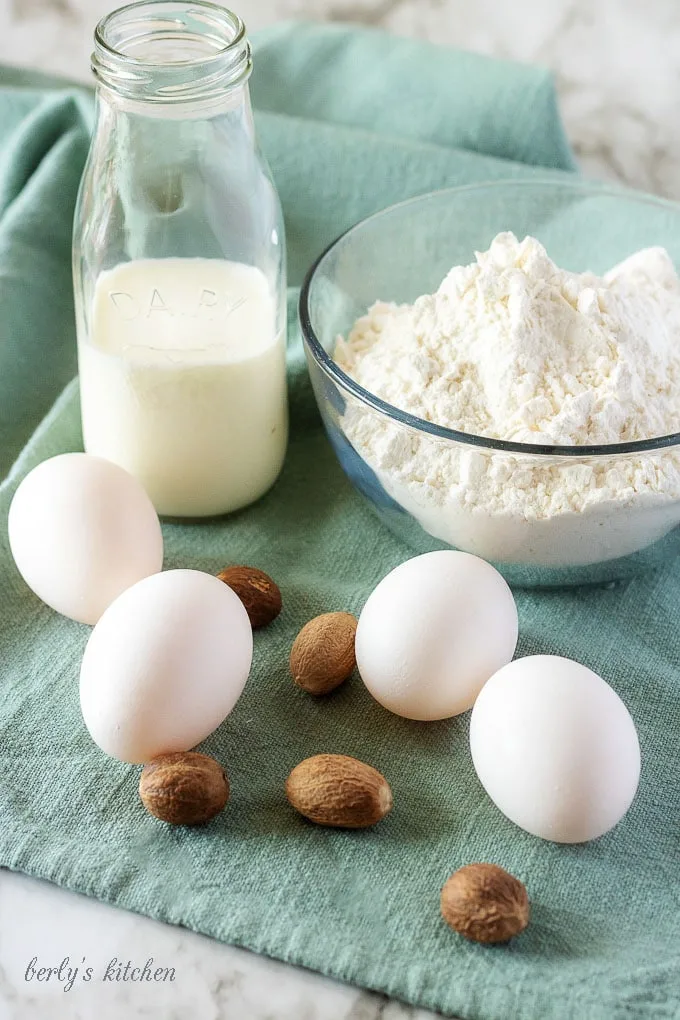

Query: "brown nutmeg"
left=139, top=751, right=229, bottom=825
left=290, top=612, right=357, bottom=695
left=285, top=753, right=392, bottom=828
left=217, top=565, right=282, bottom=628
left=440, top=863, right=529, bottom=944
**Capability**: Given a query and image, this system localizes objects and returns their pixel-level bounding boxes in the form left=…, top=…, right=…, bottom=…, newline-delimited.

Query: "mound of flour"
left=334, top=233, right=680, bottom=567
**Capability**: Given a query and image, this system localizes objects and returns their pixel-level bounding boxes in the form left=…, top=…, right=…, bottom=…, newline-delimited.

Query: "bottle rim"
left=92, top=0, right=252, bottom=104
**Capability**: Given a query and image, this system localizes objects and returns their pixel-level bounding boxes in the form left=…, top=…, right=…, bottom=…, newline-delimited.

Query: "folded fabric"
left=2, top=22, right=678, bottom=1020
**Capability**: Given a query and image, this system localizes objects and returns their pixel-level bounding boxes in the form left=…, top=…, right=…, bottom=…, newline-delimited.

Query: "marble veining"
left=0, top=0, right=678, bottom=1017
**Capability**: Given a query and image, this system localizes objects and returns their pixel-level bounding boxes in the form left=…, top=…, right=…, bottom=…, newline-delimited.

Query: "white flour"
left=334, top=233, right=680, bottom=567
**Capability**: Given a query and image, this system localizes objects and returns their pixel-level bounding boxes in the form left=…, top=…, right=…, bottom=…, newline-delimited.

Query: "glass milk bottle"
left=73, top=2, right=287, bottom=518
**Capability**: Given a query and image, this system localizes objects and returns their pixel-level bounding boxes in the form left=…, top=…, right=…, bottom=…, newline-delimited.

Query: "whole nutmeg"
left=286, top=753, right=392, bottom=828
left=217, top=565, right=282, bottom=628
left=139, top=751, right=229, bottom=825
left=440, top=863, right=529, bottom=944
left=290, top=612, right=357, bottom=695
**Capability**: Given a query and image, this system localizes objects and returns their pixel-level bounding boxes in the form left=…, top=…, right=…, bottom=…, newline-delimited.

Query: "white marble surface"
left=0, top=869, right=433, bottom=1020
left=0, top=1, right=678, bottom=1018
left=1, top=0, right=680, bottom=196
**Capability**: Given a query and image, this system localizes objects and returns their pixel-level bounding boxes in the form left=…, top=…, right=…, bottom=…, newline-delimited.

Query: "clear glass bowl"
left=299, top=180, right=680, bottom=587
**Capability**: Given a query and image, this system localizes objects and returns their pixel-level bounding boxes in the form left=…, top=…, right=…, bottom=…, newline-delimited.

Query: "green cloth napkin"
left=1, top=21, right=678, bottom=1020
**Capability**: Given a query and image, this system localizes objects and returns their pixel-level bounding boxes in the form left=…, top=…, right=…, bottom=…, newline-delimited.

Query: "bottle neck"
left=92, top=1, right=252, bottom=113
left=92, top=81, right=256, bottom=228
left=96, top=77, right=253, bottom=121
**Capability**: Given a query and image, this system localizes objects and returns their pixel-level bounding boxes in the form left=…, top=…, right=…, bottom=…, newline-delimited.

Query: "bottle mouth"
left=93, top=1, right=251, bottom=103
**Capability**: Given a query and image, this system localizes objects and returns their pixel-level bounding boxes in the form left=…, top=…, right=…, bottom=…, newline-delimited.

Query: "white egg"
left=80, top=569, right=253, bottom=763
left=8, top=453, right=163, bottom=625
left=355, top=551, right=518, bottom=720
left=470, top=655, right=641, bottom=843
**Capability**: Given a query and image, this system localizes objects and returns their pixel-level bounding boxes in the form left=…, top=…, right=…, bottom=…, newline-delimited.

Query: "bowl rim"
left=298, top=178, right=680, bottom=458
